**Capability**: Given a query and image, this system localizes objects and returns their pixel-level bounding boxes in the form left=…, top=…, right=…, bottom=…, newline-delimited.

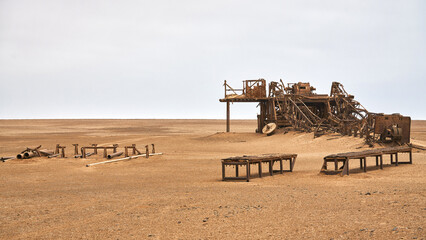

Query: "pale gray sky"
left=0, top=0, right=425, bottom=119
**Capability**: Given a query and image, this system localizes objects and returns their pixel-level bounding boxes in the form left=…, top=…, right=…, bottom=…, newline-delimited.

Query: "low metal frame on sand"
left=321, top=145, right=412, bottom=176
left=221, top=153, right=297, bottom=182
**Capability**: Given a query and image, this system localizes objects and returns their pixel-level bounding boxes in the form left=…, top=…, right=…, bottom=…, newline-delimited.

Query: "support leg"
left=391, top=154, right=393, bottom=164
left=222, top=162, right=225, bottom=180
left=226, top=102, right=230, bottom=132
left=375, top=156, right=378, bottom=166
left=258, top=162, right=262, bottom=178
left=321, top=159, right=328, bottom=172
left=380, top=155, right=383, bottom=169
left=291, top=157, right=296, bottom=171
left=269, top=160, right=273, bottom=176
left=409, top=150, right=412, bottom=164
left=280, top=160, right=283, bottom=174
left=73, top=144, right=79, bottom=155
left=395, top=153, right=399, bottom=166
left=342, top=158, right=349, bottom=176
left=334, top=159, right=338, bottom=170
left=360, top=158, right=363, bottom=169
left=235, top=165, right=239, bottom=177
left=363, top=157, right=367, bottom=172
left=246, top=162, right=250, bottom=182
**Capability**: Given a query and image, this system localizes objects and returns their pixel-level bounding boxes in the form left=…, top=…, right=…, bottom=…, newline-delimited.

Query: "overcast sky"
left=0, top=0, right=425, bottom=119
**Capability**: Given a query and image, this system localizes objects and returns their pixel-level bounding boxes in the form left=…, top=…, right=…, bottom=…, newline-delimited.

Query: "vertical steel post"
left=93, top=144, right=98, bottom=154
left=246, top=161, right=250, bottom=182
left=222, top=162, right=225, bottom=180
left=73, top=144, right=79, bottom=155
left=259, top=162, right=263, bottom=177
left=409, top=150, right=412, bottom=164
left=226, top=101, right=230, bottom=132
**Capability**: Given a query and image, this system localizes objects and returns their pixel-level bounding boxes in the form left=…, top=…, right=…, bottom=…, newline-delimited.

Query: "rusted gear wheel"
left=262, top=123, right=277, bottom=136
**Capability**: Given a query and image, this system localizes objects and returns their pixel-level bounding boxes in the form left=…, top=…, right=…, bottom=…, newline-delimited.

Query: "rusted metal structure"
left=321, top=145, right=412, bottom=176
left=107, top=151, right=124, bottom=159
left=86, top=143, right=161, bottom=167
left=124, top=144, right=141, bottom=157
left=4, top=143, right=162, bottom=162
left=86, top=152, right=163, bottom=167
left=1, top=156, right=16, bottom=162
left=221, top=153, right=297, bottom=182
left=81, top=144, right=119, bottom=158
left=72, top=144, right=79, bottom=155
left=16, top=146, right=54, bottom=159
left=220, top=79, right=411, bottom=144
left=55, top=144, right=66, bottom=158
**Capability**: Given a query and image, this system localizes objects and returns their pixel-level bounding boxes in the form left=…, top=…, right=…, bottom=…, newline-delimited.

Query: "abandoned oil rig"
left=219, top=79, right=411, bottom=145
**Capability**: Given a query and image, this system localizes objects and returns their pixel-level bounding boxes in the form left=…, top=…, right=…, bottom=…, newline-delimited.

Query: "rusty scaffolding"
left=220, top=79, right=411, bottom=144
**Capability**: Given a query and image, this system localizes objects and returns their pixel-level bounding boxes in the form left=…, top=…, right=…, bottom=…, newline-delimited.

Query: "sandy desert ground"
left=0, top=119, right=425, bottom=239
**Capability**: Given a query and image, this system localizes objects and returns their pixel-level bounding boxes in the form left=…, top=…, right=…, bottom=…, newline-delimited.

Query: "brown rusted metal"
left=374, top=114, right=411, bottom=143
left=80, top=144, right=119, bottom=158
left=55, top=144, right=66, bottom=158
left=1, top=156, right=15, bottom=162
left=16, top=146, right=55, bottom=159
left=72, top=144, right=79, bottom=155
left=321, top=145, right=412, bottom=176
left=124, top=144, right=141, bottom=157
left=220, top=80, right=411, bottom=144
left=23, top=151, right=36, bottom=158
left=222, top=153, right=297, bottom=182
left=39, top=149, right=54, bottom=156
left=107, top=151, right=123, bottom=159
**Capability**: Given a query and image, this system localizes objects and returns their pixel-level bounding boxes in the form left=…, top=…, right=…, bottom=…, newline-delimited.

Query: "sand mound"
left=199, top=132, right=259, bottom=142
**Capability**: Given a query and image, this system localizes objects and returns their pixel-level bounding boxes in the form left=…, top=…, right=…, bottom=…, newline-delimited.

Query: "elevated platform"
left=221, top=153, right=297, bottom=182
left=321, top=146, right=412, bottom=176
left=219, top=95, right=331, bottom=103
left=219, top=97, right=268, bottom=103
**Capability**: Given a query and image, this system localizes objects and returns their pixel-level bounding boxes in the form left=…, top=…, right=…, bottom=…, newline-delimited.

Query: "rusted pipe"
left=23, top=152, right=36, bottom=159
left=1, top=156, right=15, bottom=162
left=107, top=151, right=123, bottom=159
left=86, top=153, right=163, bottom=167
left=39, top=149, right=54, bottom=156
left=76, top=152, right=95, bottom=158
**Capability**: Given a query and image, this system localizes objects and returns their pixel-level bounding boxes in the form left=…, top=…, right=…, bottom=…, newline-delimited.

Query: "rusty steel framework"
left=322, top=145, right=412, bottom=176
left=222, top=153, right=297, bottom=182
left=220, top=79, right=411, bottom=144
